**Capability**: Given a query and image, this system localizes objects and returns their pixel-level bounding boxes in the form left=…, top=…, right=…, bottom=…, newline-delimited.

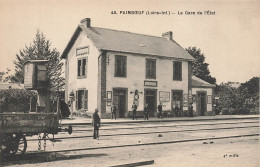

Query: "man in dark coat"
left=144, top=103, right=149, bottom=120
left=111, top=104, right=117, bottom=120
left=92, top=108, right=101, bottom=139
left=174, top=105, right=179, bottom=117
left=132, top=104, right=137, bottom=120
left=60, top=100, right=71, bottom=118
left=158, top=102, right=163, bottom=118
left=189, top=103, right=193, bottom=117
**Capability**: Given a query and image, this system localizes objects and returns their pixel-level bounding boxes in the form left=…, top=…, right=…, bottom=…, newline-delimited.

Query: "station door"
left=113, top=89, right=127, bottom=118
left=197, top=92, right=207, bottom=116
left=172, top=90, right=183, bottom=111
left=145, top=89, right=157, bottom=117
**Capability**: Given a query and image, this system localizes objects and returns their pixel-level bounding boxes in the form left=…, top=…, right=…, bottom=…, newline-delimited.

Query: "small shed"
left=191, top=76, right=216, bottom=116
left=24, top=60, right=49, bottom=90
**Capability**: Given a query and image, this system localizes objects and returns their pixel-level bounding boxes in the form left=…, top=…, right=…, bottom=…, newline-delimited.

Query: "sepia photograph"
left=0, top=0, right=259, bottom=166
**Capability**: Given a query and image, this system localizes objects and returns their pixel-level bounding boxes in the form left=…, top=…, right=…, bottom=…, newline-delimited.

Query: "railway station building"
left=61, top=18, right=215, bottom=118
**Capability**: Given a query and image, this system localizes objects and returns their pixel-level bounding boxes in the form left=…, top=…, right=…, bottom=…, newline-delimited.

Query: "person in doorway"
left=144, top=103, right=149, bottom=120
left=174, top=104, right=179, bottom=117
left=92, top=108, right=101, bottom=139
left=189, top=103, right=193, bottom=117
left=158, top=102, right=163, bottom=118
left=111, top=104, right=117, bottom=120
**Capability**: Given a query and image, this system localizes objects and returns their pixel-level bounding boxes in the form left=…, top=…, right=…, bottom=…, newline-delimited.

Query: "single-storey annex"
left=61, top=18, right=215, bottom=118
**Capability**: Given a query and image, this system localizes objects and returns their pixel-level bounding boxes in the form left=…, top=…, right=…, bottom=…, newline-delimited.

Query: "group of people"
left=110, top=103, right=164, bottom=121
left=91, top=103, right=194, bottom=139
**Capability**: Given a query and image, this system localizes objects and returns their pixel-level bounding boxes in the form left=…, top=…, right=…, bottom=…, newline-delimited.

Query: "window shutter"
left=176, top=63, right=179, bottom=79
left=152, top=60, right=156, bottom=79
left=173, top=62, right=174, bottom=80
left=78, top=60, right=81, bottom=77
left=173, top=62, right=176, bottom=79
left=115, top=56, right=127, bottom=77
left=115, top=56, right=118, bottom=76
left=173, top=62, right=182, bottom=80
left=80, top=60, right=82, bottom=77
left=85, top=57, right=88, bottom=78
left=146, top=59, right=149, bottom=78
left=76, top=91, right=78, bottom=110
left=146, top=59, right=156, bottom=79
left=179, top=62, right=182, bottom=80
left=82, top=59, right=86, bottom=76
left=84, top=90, right=88, bottom=110
left=120, top=58, right=123, bottom=76
left=123, top=57, right=127, bottom=76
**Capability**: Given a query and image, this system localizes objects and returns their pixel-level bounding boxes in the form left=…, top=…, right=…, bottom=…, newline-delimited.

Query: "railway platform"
left=61, top=115, right=259, bottom=125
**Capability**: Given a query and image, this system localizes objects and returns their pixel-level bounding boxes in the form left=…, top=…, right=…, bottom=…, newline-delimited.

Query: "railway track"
left=27, top=123, right=259, bottom=141
left=23, top=133, right=260, bottom=155
left=60, top=117, right=259, bottom=126
left=60, top=120, right=259, bottom=133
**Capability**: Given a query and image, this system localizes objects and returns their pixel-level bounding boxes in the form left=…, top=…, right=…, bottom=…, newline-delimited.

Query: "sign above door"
left=144, top=81, right=157, bottom=87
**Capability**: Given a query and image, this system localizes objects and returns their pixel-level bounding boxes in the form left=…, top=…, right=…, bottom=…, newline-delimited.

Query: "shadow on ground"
left=0, top=152, right=108, bottom=166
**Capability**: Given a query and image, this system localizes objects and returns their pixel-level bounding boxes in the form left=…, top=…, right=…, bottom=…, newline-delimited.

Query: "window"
left=173, top=61, right=182, bottom=80
left=77, top=58, right=87, bottom=78
left=146, top=59, right=156, bottom=79
left=115, top=55, right=127, bottom=77
left=76, top=90, right=88, bottom=110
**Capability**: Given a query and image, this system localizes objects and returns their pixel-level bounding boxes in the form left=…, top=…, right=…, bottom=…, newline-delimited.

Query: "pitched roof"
left=191, top=76, right=215, bottom=88
left=61, top=25, right=195, bottom=61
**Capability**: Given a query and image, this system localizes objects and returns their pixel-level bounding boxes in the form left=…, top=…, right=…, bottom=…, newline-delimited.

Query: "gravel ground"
left=1, top=120, right=259, bottom=167
left=8, top=136, right=259, bottom=167
left=24, top=122, right=258, bottom=152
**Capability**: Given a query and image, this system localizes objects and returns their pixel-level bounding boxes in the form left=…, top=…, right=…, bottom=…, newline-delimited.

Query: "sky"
left=0, top=0, right=259, bottom=84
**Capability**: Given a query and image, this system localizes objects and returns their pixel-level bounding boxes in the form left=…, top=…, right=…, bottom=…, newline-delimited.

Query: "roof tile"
left=61, top=24, right=195, bottom=61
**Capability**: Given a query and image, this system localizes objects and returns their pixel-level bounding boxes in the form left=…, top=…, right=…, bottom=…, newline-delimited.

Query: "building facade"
left=62, top=18, right=215, bottom=118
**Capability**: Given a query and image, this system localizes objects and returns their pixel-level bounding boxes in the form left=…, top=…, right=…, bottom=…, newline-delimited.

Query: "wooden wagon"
left=0, top=112, right=67, bottom=155
left=0, top=60, right=72, bottom=156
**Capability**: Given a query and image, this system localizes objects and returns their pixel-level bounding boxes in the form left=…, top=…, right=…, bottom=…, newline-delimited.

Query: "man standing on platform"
left=132, top=103, right=138, bottom=120
left=158, top=102, right=163, bottom=118
left=189, top=103, right=193, bottom=117
left=111, top=104, right=117, bottom=120
left=144, top=103, right=149, bottom=120
left=174, top=104, right=179, bottom=117
left=92, top=108, right=101, bottom=139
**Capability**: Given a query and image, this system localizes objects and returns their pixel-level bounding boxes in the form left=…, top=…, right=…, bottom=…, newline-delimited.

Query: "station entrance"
left=171, top=90, right=183, bottom=110
left=197, top=92, right=207, bottom=116
left=144, top=89, right=157, bottom=117
left=113, top=88, right=127, bottom=118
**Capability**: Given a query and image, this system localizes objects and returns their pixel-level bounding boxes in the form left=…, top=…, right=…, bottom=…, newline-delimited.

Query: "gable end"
left=61, top=26, right=83, bottom=59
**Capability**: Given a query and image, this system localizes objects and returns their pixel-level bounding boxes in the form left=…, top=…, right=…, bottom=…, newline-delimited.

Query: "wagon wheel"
left=16, top=135, right=27, bottom=155
left=0, top=135, right=27, bottom=156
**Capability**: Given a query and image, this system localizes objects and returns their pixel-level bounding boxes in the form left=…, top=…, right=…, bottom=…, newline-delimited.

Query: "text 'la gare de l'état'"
left=111, top=10, right=216, bottom=15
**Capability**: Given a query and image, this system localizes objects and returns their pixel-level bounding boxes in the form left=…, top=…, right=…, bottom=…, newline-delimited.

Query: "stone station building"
left=61, top=18, right=215, bottom=118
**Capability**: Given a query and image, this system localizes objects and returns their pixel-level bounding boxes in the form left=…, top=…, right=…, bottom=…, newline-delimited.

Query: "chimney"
left=162, top=31, right=173, bottom=41
left=80, top=18, right=91, bottom=28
